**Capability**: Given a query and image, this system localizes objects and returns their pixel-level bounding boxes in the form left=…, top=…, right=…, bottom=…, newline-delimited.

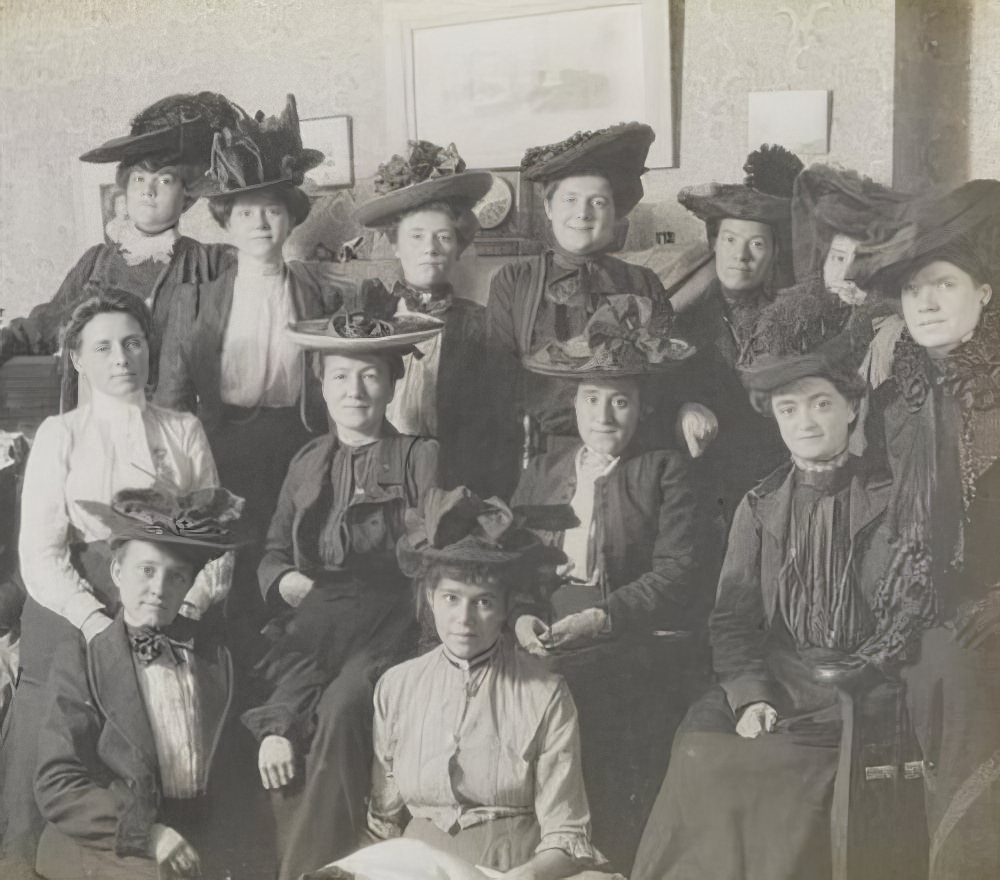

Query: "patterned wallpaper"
left=0, top=0, right=978, bottom=319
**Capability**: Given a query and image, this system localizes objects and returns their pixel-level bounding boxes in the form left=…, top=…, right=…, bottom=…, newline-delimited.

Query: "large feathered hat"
left=520, top=122, right=655, bottom=217
left=200, top=94, right=324, bottom=199
left=79, top=91, right=245, bottom=167
left=355, top=140, right=492, bottom=228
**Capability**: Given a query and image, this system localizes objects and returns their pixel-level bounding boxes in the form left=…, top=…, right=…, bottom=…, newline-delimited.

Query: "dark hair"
left=207, top=182, right=311, bottom=229
left=311, top=349, right=406, bottom=385
left=414, top=560, right=516, bottom=634
left=749, top=370, right=867, bottom=418
left=385, top=200, right=479, bottom=253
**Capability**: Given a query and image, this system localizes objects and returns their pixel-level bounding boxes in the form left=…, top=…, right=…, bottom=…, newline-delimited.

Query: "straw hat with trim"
left=286, top=310, right=444, bottom=356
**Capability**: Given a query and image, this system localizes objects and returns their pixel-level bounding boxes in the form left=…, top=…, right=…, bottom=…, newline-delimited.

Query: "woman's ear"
left=980, top=283, right=993, bottom=308
left=109, top=553, right=123, bottom=589
left=69, top=347, right=82, bottom=374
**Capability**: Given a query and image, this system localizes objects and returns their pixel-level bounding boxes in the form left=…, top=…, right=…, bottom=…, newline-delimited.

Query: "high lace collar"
left=112, top=222, right=180, bottom=267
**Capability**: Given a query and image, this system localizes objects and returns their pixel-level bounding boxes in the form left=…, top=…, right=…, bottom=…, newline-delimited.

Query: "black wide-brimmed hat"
left=523, top=294, right=694, bottom=380
left=79, top=91, right=244, bottom=167
left=397, top=487, right=572, bottom=577
left=521, top=121, right=655, bottom=217
left=679, top=144, right=804, bottom=227
left=850, top=178, right=1000, bottom=295
left=286, top=310, right=444, bottom=356
left=200, top=94, right=324, bottom=199
left=76, top=487, right=249, bottom=557
left=355, top=140, right=493, bottom=228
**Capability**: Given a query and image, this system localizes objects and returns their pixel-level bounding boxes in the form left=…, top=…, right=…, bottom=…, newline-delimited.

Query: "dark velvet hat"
left=396, top=487, right=572, bottom=577
left=355, top=140, right=492, bottom=228
left=200, top=94, right=324, bottom=199
left=521, top=121, right=655, bottom=217
left=79, top=91, right=244, bottom=167
left=523, top=294, right=694, bottom=379
left=678, top=144, right=804, bottom=227
left=76, top=487, right=249, bottom=556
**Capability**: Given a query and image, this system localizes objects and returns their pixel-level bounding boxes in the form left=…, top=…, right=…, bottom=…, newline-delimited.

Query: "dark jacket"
left=34, top=615, right=232, bottom=858
left=710, top=457, right=894, bottom=714
left=153, top=260, right=354, bottom=435
left=0, top=238, right=233, bottom=372
left=343, top=279, right=493, bottom=495
left=511, top=441, right=702, bottom=633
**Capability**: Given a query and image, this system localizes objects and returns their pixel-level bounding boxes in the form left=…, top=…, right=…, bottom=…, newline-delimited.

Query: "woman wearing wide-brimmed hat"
left=632, top=322, right=898, bottom=880
left=153, top=94, right=356, bottom=664
left=509, top=296, right=706, bottom=872
left=239, top=311, right=441, bottom=880
left=0, top=93, right=239, bottom=376
left=856, top=180, right=1000, bottom=880
left=672, top=144, right=805, bottom=518
left=485, top=123, right=708, bottom=498
left=347, top=140, right=495, bottom=494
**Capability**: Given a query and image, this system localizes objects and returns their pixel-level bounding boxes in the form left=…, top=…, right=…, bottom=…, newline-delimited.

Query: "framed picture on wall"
left=301, top=115, right=355, bottom=188
left=383, top=0, right=674, bottom=170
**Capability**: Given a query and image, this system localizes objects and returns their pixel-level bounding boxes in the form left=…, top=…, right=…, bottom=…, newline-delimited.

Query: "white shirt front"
left=561, top=446, right=619, bottom=583
left=384, top=296, right=443, bottom=438
left=219, top=261, right=302, bottom=408
left=19, top=390, right=231, bottom=630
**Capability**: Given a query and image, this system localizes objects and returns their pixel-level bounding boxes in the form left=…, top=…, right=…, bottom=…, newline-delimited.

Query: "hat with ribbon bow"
left=523, top=293, right=695, bottom=379
left=355, top=140, right=493, bottom=228
left=201, top=93, right=324, bottom=199
left=76, top=487, right=248, bottom=556
left=286, top=308, right=444, bottom=356
left=396, top=487, right=574, bottom=576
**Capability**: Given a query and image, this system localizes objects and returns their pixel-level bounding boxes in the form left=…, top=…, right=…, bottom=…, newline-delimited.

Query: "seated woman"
left=33, top=488, right=246, bottom=880
left=630, top=341, right=895, bottom=880
left=240, top=311, right=441, bottom=880
left=0, top=290, right=231, bottom=866
left=154, top=93, right=354, bottom=662
left=509, top=295, right=704, bottom=873
left=350, top=140, right=494, bottom=494
left=308, top=487, right=610, bottom=880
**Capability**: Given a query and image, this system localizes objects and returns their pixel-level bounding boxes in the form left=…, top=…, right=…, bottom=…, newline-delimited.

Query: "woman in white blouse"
left=0, top=289, right=231, bottom=865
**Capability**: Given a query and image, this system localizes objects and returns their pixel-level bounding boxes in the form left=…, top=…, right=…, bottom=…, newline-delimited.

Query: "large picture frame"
left=383, top=0, right=674, bottom=169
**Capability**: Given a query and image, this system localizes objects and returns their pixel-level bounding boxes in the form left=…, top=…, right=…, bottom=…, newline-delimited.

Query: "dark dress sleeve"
left=710, top=494, right=781, bottom=713
left=151, top=288, right=197, bottom=413
left=34, top=638, right=157, bottom=857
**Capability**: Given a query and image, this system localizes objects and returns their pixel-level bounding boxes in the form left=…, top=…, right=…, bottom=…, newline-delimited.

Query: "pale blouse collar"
left=237, top=253, right=285, bottom=277
left=792, top=448, right=850, bottom=474
left=114, top=222, right=181, bottom=267
left=577, top=444, right=620, bottom=478
left=88, top=386, right=148, bottom=421
left=441, top=637, right=502, bottom=673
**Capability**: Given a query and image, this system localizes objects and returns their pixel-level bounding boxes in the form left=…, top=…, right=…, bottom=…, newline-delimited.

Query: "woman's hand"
left=735, top=702, right=778, bottom=738
left=545, top=608, right=608, bottom=649
left=515, top=615, right=552, bottom=656
left=278, top=571, right=315, bottom=608
left=259, top=735, right=296, bottom=790
left=148, top=823, right=201, bottom=877
left=675, top=402, right=719, bottom=458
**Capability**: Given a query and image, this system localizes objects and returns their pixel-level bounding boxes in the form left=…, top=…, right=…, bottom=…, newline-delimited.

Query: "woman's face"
left=900, top=260, right=992, bottom=357
left=429, top=576, right=506, bottom=660
left=112, top=539, right=196, bottom=630
left=574, top=378, right=641, bottom=457
left=394, top=209, right=461, bottom=289
left=714, top=219, right=775, bottom=292
left=771, top=377, right=856, bottom=462
left=71, top=311, right=149, bottom=398
left=544, top=175, right=617, bottom=255
left=226, top=190, right=295, bottom=262
left=124, top=165, right=187, bottom=234
left=321, top=353, right=395, bottom=437
left=823, top=234, right=860, bottom=293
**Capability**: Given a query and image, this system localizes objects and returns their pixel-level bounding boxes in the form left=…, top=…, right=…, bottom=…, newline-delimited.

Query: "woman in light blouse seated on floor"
left=0, top=289, right=231, bottom=868
left=362, top=487, right=610, bottom=880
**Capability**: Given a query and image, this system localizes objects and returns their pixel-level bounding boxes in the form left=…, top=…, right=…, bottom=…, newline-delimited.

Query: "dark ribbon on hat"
left=210, top=127, right=265, bottom=192
left=390, top=281, right=453, bottom=317
left=128, top=626, right=191, bottom=667
left=374, top=141, right=466, bottom=194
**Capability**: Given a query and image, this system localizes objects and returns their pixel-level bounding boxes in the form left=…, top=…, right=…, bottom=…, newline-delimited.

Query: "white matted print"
left=748, top=90, right=831, bottom=155
left=396, top=1, right=672, bottom=169
left=301, top=115, right=354, bottom=188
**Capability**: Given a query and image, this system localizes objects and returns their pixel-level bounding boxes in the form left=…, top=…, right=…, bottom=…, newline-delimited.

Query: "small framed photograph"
left=301, top=115, right=354, bottom=188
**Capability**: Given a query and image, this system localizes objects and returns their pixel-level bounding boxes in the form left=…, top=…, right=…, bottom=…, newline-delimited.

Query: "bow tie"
left=391, top=281, right=453, bottom=316
left=128, top=626, right=191, bottom=667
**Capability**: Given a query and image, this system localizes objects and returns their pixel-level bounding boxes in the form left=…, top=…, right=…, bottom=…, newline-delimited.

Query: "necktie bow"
left=128, top=627, right=190, bottom=666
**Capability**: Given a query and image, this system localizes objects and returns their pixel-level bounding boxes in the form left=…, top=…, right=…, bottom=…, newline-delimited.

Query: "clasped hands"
left=515, top=608, right=608, bottom=657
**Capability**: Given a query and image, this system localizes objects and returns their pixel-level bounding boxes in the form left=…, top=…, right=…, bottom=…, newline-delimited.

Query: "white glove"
left=148, top=823, right=200, bottom=877
left=277, top=571, right=315, bottom=608
left=515, top=615, right=552, bottom=656
left=259, top=734, right=296, bottom=790
left=735, top=701, right=778, bottom=739
left=675, top=403, right=719, bottom=458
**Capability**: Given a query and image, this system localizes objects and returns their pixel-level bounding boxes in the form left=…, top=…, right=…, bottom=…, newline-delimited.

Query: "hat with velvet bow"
left=355, top=140, right=493, bottom=228
left=201, top=93, right=324, bottom=199
left=521, top=121, right=655, bottom=217
left=76, top=487, right=249, bottom=556
left=79, top=91, right=245, bottom=167
left=523, top=294, right=695, bottom=379
left=396, top=487, right=574, bottom=576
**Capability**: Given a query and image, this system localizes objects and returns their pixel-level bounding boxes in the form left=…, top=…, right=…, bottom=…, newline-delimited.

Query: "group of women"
left=0, top=88, right=997, bottom=880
